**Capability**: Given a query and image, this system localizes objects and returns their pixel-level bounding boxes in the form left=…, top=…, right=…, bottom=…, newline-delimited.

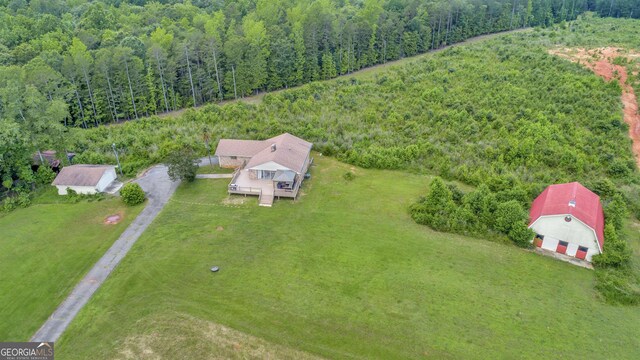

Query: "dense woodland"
left=1, top=0, right=639, bottom=173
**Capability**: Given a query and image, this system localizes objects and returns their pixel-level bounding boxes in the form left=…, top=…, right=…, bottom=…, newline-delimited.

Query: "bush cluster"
left=410, top=177, right=533, bottom=247
left=120, top=183, right=146, bottom=206
left=591, top=197, right=639, bottom=304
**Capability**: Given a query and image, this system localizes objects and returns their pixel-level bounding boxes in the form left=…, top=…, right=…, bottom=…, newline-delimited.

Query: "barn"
left=52, top=165, right=117, bottom=195
left=528, top=182, right=604, bottom=262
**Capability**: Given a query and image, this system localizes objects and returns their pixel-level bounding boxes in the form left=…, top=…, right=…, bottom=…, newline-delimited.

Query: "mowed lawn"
left=0, top=194, right=142, bottom=341
left=58, top=157, right=639, bottom=359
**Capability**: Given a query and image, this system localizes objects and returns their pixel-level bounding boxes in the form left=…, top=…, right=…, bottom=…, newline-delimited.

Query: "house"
left=528, top=182, right=604, bottom=262
left=214, top=133, right=313, bottom=206
left=52, top=165, right=117, bottom=195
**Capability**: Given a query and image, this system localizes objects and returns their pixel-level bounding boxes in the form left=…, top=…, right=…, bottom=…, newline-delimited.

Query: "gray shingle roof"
left=52, top=165, right=115, bottom=187
left=214, top=133, right=312, bottom=173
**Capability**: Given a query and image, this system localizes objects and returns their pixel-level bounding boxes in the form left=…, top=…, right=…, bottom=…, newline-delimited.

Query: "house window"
left=230, top=156, right=237, bottom=160
left=559, top=241, right=569, bottom=247
left=578, top=246, right=588, bottom=252
left=259, top=170, right=275, bottom=180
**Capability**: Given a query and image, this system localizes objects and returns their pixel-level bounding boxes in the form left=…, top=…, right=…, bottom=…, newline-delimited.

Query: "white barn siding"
left=530, top=214, right=601, bottom=261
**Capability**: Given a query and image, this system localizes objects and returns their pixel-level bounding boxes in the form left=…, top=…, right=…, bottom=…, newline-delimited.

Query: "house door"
left=575, top=246, right=588, bottom=260
left=556, top=241, right=568, bottom=255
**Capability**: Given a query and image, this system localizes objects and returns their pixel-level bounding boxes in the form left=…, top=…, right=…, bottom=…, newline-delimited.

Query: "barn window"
left=564, top=215, right=572, bottom=222
left=578, top=246, right=588, bottom=252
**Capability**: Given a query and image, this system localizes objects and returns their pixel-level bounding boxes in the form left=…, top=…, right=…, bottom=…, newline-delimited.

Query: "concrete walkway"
left=195, top=173, right=233, bottom=179
left=31, top=165, right=180, bottom=342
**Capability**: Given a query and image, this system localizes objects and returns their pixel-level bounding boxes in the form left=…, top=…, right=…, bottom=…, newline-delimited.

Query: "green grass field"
left=0, top=192, right=142, bottom=340
left=196, top=163, right=235, bottom=174
left=57, top=157, right=639, bottom=359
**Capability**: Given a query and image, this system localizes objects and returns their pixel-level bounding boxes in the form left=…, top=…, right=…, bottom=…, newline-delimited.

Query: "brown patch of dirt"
left=550, top=47, right=640, bottom=167
left=104, top=213, right=122, bottom=225
left=222, top=196, right=249, bottom=205
left=216, top=226, right=224, bottom=231
left=116, top=312, right=324, bottom=360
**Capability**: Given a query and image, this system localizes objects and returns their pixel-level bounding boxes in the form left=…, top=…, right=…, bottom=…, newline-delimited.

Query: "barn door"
left=556, top=241, right=568, bottom=255
left=575, top=246, right=588, bottom=260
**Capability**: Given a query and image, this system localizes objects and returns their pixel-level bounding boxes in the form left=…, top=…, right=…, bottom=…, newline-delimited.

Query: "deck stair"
left=259, top=193, right=274, bottom=207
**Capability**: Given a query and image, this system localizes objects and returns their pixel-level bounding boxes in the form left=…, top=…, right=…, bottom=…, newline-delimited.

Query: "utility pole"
left=203, top=130, right=213, bottom=167
left=112, top=143, right=123, bottom=177
left=231, top=64, right=238, bottom=99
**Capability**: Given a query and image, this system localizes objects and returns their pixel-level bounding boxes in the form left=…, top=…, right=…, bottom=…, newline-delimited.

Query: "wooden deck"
left=228, top=169, right=300, bottom=203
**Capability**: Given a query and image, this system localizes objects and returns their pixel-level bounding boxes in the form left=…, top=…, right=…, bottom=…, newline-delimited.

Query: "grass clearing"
left=58, top=156, right=639, bottom=359
left=0, top=193, right=143, bottom=340
left=196, top=163, right=235, bottom=175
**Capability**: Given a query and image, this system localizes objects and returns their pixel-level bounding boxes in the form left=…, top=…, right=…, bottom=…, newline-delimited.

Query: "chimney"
left=271, top=143, right=277, bottom=152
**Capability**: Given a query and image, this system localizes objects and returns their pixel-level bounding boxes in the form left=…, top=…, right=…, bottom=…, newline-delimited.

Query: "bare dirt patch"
left=222, top=196, right=250, bottom=205
left=104, top=214, right=122, bottom=225
left=550, top=47, right=640, bottom=167
left=116, top=312, right=323, bottom=360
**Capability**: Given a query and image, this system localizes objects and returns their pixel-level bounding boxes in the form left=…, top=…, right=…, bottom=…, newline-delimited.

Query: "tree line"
left=1, top=0, right=628, bottom=131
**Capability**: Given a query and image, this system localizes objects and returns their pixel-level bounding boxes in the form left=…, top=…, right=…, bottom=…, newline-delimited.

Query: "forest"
left=1, top=0, right=640, bottom=175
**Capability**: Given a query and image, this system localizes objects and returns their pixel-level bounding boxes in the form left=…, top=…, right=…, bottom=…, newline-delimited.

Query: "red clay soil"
left=104, top=214, right=122, bottom=225
left=550, top=47, right=640, bottom=167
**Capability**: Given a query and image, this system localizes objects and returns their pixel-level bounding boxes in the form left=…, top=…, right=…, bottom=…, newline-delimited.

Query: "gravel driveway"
left=31, top=164, right=179, bottom=342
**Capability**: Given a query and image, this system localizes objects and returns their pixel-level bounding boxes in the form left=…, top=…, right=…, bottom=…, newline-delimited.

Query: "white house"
left=52, top=165, right=117, bottom=195
left=214, top=133, right=312, bottom=206
left=528, top=182, right=604, bottom=262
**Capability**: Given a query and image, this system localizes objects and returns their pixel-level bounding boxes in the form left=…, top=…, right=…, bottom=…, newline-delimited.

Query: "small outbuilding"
left=52, top=165, right=117, bottom=195
left=528, top=182, right=604, bottom=262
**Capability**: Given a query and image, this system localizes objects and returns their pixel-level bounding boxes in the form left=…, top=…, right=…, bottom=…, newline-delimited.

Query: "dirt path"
left=550, top=47, right=640, bottom=167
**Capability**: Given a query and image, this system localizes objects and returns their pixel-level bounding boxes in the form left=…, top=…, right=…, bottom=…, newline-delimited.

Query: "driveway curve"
left=31, top=164, right=179, bottom=342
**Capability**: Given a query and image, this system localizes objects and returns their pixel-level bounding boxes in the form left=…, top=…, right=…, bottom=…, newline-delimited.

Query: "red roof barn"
left=528, top=182, right=604, bottom=262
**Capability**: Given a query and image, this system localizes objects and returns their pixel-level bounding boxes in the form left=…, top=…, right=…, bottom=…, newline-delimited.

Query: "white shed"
left=528, top=182, right=604, bottom=262
left=52, top=165, right=117, bottom=195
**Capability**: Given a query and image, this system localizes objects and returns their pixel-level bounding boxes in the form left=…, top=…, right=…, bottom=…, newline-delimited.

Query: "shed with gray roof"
left=52, top=165, right=117, bottom=195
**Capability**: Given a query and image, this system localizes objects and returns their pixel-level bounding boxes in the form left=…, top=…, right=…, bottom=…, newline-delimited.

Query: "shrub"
left=17, top=191, right=31, bottom=208
left=35, top=166, right=56, bottom=186
left=604, top=194, right=628, bottom=231
left=494, top=200, right=528, bottom=234
left=2, top=196, right=18, bottom=212
left=120, top=183, right=146, bottom=206
left=166, top=148, right=198, bottom=182
left=410, top=177, right=456, bottom=232
left=66, top=188, right=81, bottom=203
left=591, top=224, right=631, bottom=268
left=508, top=222, right=535, bottom=248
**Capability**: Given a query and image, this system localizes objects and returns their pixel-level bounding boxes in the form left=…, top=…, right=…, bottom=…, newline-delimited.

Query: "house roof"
left=52, top=165, right=115, bottom=187
left=529, top=182, right=604, bottom=248
left=214, top=139, right=269, bottom=158
left=215, top=133, right=312, bottom=174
